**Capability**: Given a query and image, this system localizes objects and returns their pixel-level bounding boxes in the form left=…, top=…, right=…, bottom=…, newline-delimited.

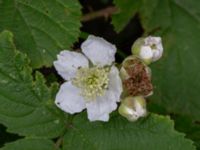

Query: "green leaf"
left=173, top=115, right=200, bottom=150
left=112, top=0, right=170, bottom=33
left=0, top=0, right=81, bottom=68
left=112, top=0, right=200, bottom=121
left=112, top=0, right=141, bottom=32
left=1, top=138, right=58, bottom=150
left=0, top=30, right=66, bottom=138
left=146, top=0, right=200, bottom=121
left=63, top=113, right=195, bottom=150
left=139, top=0, right=172, bottom=34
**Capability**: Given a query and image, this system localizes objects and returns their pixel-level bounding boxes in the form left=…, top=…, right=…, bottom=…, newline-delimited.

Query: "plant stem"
left=55, top=137, right=63, bottom=150
left=54, top=115, right=74, bottom=149
left=81, top=6, right=118, bottom=22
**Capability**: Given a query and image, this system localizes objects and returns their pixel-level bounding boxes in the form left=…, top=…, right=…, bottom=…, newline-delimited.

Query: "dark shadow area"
left=0, top=124, right=22, bottom=148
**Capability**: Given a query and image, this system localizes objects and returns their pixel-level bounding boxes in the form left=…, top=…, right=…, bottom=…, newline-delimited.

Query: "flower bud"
left=131, top=36, right=163, bottom=64
left=118, top=96, right=147, bottom=122
left=120, top=55, right=138, bottom=80
left=120, top=56, right=153, bottom=97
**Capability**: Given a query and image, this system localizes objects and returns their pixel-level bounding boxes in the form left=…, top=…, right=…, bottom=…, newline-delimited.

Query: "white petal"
left=145, top=36, right=161, bottom=45
left=86, top=66, right=122, bottom=122
left=152, top=49, right=161, bottom=61
left=135, top=101, right=147, bottom=117
left=125, top=107, right=140, bottom=121
left=86, top=92, right=117, bottom=122
left=54, top=50, right=89, bottom=80
left=55, top=82, right=86, bottom=114
left=96, top=113, right=109, bottom=122
left=144, top=36, right=163, bottom=61
left=108, top=66, right=123, bottom=102
left=140, top=46, right=153, bottom=60
left=152, top=43, right=163, bottom=61
left=81, top=35, right=116, bottom=66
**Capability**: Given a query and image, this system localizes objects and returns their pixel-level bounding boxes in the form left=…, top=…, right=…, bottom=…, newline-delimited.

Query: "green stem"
left=54, top=115, right=74, bottom=149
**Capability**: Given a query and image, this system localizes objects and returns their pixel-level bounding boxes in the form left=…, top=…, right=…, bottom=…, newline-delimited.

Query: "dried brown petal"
left=123, top=60, right=153, bottom=97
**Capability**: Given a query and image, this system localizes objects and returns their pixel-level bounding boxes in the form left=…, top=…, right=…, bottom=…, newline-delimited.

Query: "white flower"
left=54, top=35, right=122, bottom=122
left=118, top=96, right=147, bottom=122
left=131, top=36, right=163, bottom=64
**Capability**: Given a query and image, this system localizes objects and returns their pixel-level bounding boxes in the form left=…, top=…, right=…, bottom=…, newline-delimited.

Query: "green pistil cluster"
left=72, top=66, right=110, bottom=101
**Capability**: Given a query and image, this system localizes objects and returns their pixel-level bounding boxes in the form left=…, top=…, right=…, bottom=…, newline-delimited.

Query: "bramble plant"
left=0, top=0, right=199, bottom=150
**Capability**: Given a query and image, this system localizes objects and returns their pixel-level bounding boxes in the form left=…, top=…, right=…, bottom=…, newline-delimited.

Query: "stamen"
left=72, top=66, right=110, bottom=101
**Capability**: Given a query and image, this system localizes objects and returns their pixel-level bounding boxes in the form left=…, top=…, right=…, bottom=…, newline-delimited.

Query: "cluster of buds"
left=119, top=36, right=163, bottom=121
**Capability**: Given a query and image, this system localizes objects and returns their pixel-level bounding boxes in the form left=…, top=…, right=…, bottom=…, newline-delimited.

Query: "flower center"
left=72, top=66, right=110, bottom=101
left=150, top=44, right=157, bottom=49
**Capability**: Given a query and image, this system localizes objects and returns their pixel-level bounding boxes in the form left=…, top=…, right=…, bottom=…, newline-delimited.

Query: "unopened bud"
left=120, top=56, right=153, bottom=97
left=119, top=96, right=147, bottom=122
left=131, top=36, right=163, bottom=64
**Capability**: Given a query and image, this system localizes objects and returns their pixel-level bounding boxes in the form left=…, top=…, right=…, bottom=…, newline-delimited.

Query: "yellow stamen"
left=72, top=66, right=110, bottom=101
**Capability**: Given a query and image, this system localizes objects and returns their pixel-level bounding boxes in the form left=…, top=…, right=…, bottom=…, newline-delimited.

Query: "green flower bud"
left=118, top=96, right=147, bottom=122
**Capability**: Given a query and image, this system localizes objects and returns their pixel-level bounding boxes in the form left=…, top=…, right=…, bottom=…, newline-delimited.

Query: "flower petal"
left=81, top=35, right=116, bottom=66
left=86, top=92, right=117, bottom=122
left=108, top=66, right=123, bottom=102
left=152, top=42, right=163, bottom=61
left=54, top=50, right=89, bottom=80
left=140, top=46, right=153, bottom=60
left=86, top=66, right=122, bottom=122
left=55, top=82, right=86, bottom=114
left=97, top=114, right=109, bottom=121
left=144, top=36, right=163, bottom=61
left=135, top=101, right=147, bottom=117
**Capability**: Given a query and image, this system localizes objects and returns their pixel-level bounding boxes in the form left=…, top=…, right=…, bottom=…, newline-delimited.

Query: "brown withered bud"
left=120, top=56, right=153, bottom=97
